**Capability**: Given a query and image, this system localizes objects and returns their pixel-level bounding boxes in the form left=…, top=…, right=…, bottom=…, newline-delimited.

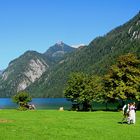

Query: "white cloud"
left=71, top=44, right=85, bottom=48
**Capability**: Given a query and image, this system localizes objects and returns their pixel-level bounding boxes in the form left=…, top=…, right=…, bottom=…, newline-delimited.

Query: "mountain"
left=44, top=41, right=76, bottom=62
left=0, top=51, right=49, bottom=97
left=27, top=12, right=140, bottom=97
left=0, top=70, right=3, bottom=75
left=0, top=42, right=76, bottom=97
left=0, top=12, right=140, bottom=98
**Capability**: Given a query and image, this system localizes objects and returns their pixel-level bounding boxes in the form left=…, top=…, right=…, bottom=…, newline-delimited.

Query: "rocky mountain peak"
left=44, top=42, right=76, bottom=62
left=56, top=41, right=64, bottom=46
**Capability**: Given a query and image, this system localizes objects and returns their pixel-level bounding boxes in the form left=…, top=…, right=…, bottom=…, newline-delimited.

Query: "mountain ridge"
left=26, top=12, right=140, bottom=97
left=0, top=12, right=140, bottom=97
left=0, top=42, right=75, bottom=97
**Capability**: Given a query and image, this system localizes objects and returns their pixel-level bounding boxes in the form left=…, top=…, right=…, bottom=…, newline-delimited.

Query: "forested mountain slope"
left=27, top=12, right=140, bottom=97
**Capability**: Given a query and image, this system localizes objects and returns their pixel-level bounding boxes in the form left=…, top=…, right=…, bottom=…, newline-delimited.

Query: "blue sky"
left=0, top=0, right=140, bottom=69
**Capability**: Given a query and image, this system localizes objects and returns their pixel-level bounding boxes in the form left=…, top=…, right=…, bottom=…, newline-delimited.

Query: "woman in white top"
left=128, top=102, right=136, bottom=124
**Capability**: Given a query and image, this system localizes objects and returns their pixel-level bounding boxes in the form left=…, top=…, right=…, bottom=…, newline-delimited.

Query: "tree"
left=64, top=72, right=101, bottom=111
left=102, top=53, right=140, bottom=105
left=13, top=91, right=32, bottom=110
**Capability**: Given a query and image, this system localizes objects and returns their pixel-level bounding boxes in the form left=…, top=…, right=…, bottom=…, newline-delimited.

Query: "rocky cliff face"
left=16, top=58, right=48, bottom=91
left=128, top=19, right=140, bottom=40
left=24, top=59, right=47, bottom=82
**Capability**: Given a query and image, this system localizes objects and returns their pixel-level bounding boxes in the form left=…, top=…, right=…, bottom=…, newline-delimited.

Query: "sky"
left=0, top=0, right=140, bottom=69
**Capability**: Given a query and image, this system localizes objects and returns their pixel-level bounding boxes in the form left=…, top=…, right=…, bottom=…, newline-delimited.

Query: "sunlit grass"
left=0, top=110, right=140, bottom=140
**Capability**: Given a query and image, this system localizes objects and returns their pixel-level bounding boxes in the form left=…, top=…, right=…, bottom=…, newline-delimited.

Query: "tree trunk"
left=105, top=102, right=108, bottom=111
left=83, top=102, right=91, bottom=111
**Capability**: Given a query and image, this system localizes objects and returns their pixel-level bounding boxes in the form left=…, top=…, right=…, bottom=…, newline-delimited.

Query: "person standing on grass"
left=122, top=103, right=130, bottom=123
left=128, top=102, right=136, bottom=124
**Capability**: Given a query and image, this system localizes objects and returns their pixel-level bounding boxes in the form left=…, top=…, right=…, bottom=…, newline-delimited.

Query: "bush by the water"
left=12, top=91, right=32, bottom=111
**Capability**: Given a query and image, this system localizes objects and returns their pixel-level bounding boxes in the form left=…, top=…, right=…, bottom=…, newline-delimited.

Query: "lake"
left=0, top=98, right=121, bottom=110
left=0, top=98, right=72, bottom=110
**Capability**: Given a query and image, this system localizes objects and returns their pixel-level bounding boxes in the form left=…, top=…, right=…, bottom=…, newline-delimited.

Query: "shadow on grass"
left=68, top=109, right=119, bottom=112
left=118, top=121, right=128, bottom=124
left=93, top=109, right=119, bottom=112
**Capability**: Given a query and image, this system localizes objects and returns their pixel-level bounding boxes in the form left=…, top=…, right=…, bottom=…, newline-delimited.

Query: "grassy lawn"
left=0, top=110, right=140, bottom=140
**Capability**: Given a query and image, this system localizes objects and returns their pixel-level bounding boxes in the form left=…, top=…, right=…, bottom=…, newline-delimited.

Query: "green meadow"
left=0, top=110, right=140, bottom=140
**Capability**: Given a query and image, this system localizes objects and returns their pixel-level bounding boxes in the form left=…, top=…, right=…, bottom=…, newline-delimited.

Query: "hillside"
left=0, top=51, right=49, bottom=97
left=27, top=12, right=140, bottom=97
left=0, top=42, right=76, bottom=97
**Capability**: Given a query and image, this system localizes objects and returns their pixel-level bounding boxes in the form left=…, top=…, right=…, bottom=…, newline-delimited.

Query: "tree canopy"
left=64, top=72, right=101, bottom=111
left=13, top=91, right=32, bottom=110
left=102, top=53, right=140, bottom=102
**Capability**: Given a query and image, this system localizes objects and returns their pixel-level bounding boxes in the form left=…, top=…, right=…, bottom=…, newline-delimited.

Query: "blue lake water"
left=0, top=98, right=121, bottom=110
left=0, top=98, right=72, bottom=110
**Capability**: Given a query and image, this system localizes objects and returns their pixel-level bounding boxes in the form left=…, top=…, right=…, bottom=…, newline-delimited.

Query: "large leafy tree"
left=13, top=91, right=32, bottom=110
left=64, top=72, right=101, bottom=111
left=102, top=53, right=140, bottom=104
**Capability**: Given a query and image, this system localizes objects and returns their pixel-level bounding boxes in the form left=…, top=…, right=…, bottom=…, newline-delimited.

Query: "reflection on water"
left=0, top=98, right=72, bottom=110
